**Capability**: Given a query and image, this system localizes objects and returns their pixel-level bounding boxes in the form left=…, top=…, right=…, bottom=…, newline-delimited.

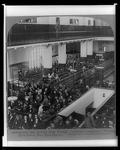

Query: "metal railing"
left=8, top=28, right=114, bottom=46
left=50, top=59, right=114, bottom=91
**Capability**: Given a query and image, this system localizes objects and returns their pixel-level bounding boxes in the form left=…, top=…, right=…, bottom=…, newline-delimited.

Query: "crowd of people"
left=7, top=55, right=114, bottom=129
left=17, top=55, right=98, bottom=84
left=8, top=75, right=90, bottom=129
left=94, top=105, right=115, bottom=128
left=46, top=115, right=80, bottom=129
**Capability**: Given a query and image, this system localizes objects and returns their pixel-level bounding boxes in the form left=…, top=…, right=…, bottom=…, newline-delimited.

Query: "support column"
left=38, top=46, right=44, bottom=69
left=31, top=48, right=34, bottom=69
left=33, top=47, right=37, bottom=68
left=58, top=43, right=66, bottom=64
left=28, top=47, right=32, bottom=70
left=28, top=46, right=43, bottom=70
left=87, top=40, right=93, bottom=56
left=43, top=45, right=52, bottom=69
left=80, top=41, right=87, bottom=57
left=36, top=47, right=39, bottom=68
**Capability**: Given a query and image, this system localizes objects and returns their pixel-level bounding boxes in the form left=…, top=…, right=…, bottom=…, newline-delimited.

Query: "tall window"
left=70, top=19, right=74, bottom=24
left=75, top=19, right=79, bottom=25
left=88, top=20, right=91, bottom=26
left=70, top=19, right=79, bottom=25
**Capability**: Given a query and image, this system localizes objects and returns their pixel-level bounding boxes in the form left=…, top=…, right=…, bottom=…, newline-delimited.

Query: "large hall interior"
left=7, top=16, right=115, bottom=130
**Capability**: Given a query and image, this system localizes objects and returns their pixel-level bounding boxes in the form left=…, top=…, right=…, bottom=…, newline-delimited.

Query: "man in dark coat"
left=21, top=115, right=29, bottom=129
left=65, top=120, right=72, bottom=129
left=68, top=115, right=74, bottom=127
left=28, top=113, right=34, bottom=129
left=8, top=113, right=15, bottom=129
left=12, top=115, right=22, bottom=129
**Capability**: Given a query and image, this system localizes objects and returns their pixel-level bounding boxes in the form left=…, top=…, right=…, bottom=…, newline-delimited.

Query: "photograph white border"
left=3, top=5, right=117, bottom=147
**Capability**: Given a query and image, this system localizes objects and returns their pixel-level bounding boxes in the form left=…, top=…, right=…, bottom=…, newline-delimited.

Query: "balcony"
left=7, top=26, right=114, bottom=47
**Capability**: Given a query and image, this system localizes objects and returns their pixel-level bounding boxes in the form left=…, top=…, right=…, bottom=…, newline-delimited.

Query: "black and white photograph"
left=3, top=5, right=117, bottom=147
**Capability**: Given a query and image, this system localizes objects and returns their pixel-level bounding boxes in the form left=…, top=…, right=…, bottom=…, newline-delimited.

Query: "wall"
left=37, top=17, right=49, bottom=24
left=85, top=17, right=94, bottom=26
left=58, top=88, right=94, bottom=116
left=37, top=17, right=56, bottom=25
left=60, top=17, right=70, bottom=25
left=101, top=21, right=109, bottom=26
left=93, top=41, right=114, bottom=53
left=95, top=19, right=102, bottom=26
left=60, top=16, right=95, bottom=26
left=8, top=47, right=29, bottom=65
left=92, top=88, right=114, bottom=108
left=48, top=17, right=56, bottom=24
left=8, top=44, right=59, bottom=66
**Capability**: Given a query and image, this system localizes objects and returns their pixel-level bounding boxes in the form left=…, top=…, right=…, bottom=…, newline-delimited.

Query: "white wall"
left=93, top=41, right=114, bottom=53
left=36, top=16, right=95, bottom=26
left=8, top=47, right=29, bottom=65
left=81, top=41, right=87, bottom=57
left=101, top=21, right=109, bottom=26
left=48, top=17, right=56, bottom=24
left=79, top=17, right=85, bottom=25
left=92, top=88, right=114, bottom=108
left=37, top=17, right=49, bottom=24
left=58, top=44, right=66, bottom=64
left=85, top=17, right=94, bottom=26
left=95, top=19, right=102, bottom=26
left=36, top=16, right=110, bottom=27
left=60, top=17, right=70, bottom=25
left=37, top=16, right=95, bottom=26
left=37, top=17, right=56, bottom=25
left=43, top=45, right=52, bottom=68
left=105, top=41, right=114, bottom=51
left=58, top=89, right=94, bottom=116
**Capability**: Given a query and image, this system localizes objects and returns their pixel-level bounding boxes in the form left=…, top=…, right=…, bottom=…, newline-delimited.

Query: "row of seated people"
left=8, top=112, right=44, bottom=129
left=46, top=111, right=100, bottom=129
left=96, top=106, right=115, bottom=118
left=102, top=80, right=115, bottom=88
left=42, top=60, right=95, bottom=86
left=8, top=77, right=90, bottom=129
left=18, top=55, right=99, bottom=83
left=95, top=80, right=115, bottom=89
left=18, top=55, right=112, bottom=89
left=94, top=115, right=115, bottom=128
left=22, top=54, right=112, bottom=81
left=93, top=98, right=115, bottom=128
left=9, top=58, right=93, bottom=97
left=46, top=115, right=80, bottom=129
left=81, top=109, right=115, bottom=129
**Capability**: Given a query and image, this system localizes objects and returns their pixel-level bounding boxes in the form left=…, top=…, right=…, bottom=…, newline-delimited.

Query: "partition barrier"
left=8, top=59, right=114, bottom=97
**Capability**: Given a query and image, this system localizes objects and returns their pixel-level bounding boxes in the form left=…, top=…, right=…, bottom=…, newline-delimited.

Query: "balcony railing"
left=7, top=28, right=114, bottom=46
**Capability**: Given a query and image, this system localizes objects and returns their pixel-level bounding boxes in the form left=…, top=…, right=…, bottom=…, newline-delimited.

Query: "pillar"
left=36, top=47, right=39, bottom=68
left=58, top=43, right=66, bottom=64
left=31, top=48, right=34, bottom=69
left=80, top=41, right=87, bottom=57
left=87, top=40, right=93, bottom=56
left=28, top=47, right=32, bottom=70
left=33, top=47, right=37, bottom=68
left=43, top=45, right=52, bottom=69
